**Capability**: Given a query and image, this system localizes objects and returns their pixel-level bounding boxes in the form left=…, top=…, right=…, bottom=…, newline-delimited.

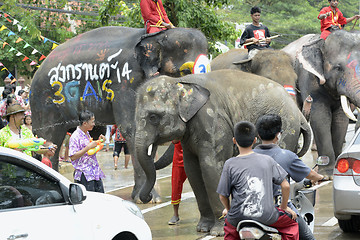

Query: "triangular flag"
left=16, top=52, right=22, bottom=56
left=39, top=55, right=46, bottom=61
left=23, top=43, right=31, bottom=49
left=2, top=42, right=8, bottom=48
left=1, top=67, right=7, bottom=71
left=4, top=13, right=9, bottom=18
left=52, top=43, right=58, bottom=49
left=6, top=18, right=12, bottom=23
left=22, top=56, right=29, bottom=62
left=31, top=49, right=38, bottom=55
left=13, top=19, right=18, bottom=25
left=10, top=78, right=17, bottom=84
left=30, top=61, right=37, bottom=66
left=40, top=36, right=44, bottom=41
left=15, top=37, right=23, bottom=43
left=17, top=25, right=23, bottom=32
left=9, top=47, right=15, bottom=52
left=43, top=37, right=49, bottom=43
left=7, top=31, right=15, bottom=37
left=7, top=73, right=12, bottom=78
left=0, top=25, right=7, bottom=32
left=0, top=63, right=3, bottom=66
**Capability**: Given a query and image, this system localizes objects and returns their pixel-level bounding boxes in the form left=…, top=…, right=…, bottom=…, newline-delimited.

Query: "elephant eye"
left=148, top=113, right=160, bottom=125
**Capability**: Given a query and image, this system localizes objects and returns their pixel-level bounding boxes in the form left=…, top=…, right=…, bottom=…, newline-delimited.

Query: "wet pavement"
left=59, top=124, right=360, bottom=239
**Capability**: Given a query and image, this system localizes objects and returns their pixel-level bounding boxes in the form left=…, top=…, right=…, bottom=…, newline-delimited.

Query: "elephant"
left=30, top=26, right=208, bottom=202
left=210, top=49, right=297, bottom=101
left=134, top=69, right=311, bottom=235
left=282, top=30, right=360, bottom=175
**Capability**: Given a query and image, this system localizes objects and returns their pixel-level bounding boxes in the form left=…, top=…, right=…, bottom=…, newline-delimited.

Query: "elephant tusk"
left=341, top=95, right=357, bottom=122
left=147, top=144, right=153, bottom=156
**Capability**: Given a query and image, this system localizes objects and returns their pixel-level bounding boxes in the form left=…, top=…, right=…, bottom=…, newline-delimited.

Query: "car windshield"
left=0, top=160, right=65, bottom=210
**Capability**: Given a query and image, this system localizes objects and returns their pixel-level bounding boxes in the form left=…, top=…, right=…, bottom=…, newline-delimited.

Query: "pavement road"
left=59, top=124, right=360, bottom=239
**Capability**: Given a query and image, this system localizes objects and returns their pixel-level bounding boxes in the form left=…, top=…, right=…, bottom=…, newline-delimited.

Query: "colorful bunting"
left=0, top=11, right=61, bottom=67
left=0, top=62, right=17, bottom=83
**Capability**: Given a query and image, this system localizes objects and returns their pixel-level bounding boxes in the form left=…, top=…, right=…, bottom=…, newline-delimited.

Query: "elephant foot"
left=318, top=165, right=334, bottom=178
left=196, top=216, right=215, bottom=233
left=210, top=220, right=225, bottom=236
left=132, top=194, right=162, bottom=204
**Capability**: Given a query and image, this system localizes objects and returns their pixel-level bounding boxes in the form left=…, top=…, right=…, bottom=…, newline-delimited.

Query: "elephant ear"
left=232, top=58, right=252, bottom=72
left=135, top=36, right=161, bottom=79
left=176, top=82, right=210, bottom=122
left=297, top=38, right=326, bottom=85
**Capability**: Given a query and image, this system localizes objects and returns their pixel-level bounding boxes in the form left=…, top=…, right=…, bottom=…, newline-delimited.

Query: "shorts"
left=113, top=141, right=129, bottom=157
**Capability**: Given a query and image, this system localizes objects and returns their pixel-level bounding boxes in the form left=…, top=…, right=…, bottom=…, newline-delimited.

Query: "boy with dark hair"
left=254, top=114, right=325, bottom=240
left=217, top=121, right=299, bottom=240
left=240, top=6, right=271, bottom=54
left=69, top=110, right=106, bottom=193
left=318, top=0, right=360, bottom=40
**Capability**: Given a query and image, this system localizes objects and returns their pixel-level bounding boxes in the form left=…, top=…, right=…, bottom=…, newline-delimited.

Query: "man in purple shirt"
left=69, top=110, right=106, bottom=193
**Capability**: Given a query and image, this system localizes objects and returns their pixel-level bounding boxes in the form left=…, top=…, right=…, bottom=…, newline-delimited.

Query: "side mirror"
left=69, top=183, right=87, bottom=204
left=316, top=156, right=330, bottom=166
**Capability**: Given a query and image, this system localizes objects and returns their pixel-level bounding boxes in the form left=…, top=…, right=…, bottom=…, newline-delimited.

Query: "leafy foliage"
left=2, top=0, right=360, bottom=82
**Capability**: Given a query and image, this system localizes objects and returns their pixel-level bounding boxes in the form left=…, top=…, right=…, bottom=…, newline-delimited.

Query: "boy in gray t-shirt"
left=217, top=121, right=299, bottom=240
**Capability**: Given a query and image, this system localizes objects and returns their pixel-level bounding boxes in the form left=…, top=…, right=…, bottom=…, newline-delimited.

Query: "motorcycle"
left=237, top=156, right=330, bottom=240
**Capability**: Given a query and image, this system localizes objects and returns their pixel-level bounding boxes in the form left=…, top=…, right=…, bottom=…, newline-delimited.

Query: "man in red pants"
left=168, top=140, right=187, bottom=225
left=140, top=0, right=175, bottom=34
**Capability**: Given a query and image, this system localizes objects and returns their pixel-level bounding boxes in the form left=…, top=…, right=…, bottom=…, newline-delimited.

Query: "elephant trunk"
left=135, top=136, right=157, bottom=203
left=154, top=144, right=175, bottom=170
left=297, top=114, right=312, bottom=157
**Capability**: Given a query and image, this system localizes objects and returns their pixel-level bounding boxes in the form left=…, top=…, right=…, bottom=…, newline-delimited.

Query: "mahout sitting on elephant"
left=134, top=69, right=311, bottom=236
left=282, top=30, right=360, bottom=176
left=30, top=26, right=208, bottom=202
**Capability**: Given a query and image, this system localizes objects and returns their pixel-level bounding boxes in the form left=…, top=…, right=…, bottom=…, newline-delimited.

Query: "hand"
left=356, top=15, right=360, bottom=20
left=285, top=207, right=297, bottom=220
left=265, top=37, right=271, bottom=44
left=221, top=208, right=228, bottom=218
left=252, top=38, right=259, bottom=44
left=88, top=141, right=98, bottom=149
left=326, top=12, right=331, bottom=17
left=98, top=134, right=106, bottom=142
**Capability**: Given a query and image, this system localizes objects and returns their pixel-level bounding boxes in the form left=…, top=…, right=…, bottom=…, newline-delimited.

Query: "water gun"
left=87, top=139, right=104, bottom=155
left=6, top=137, right=46, bottom=151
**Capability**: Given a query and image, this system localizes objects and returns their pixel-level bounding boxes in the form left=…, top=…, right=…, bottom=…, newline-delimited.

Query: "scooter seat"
left=237, top=220, right=279, bottom=233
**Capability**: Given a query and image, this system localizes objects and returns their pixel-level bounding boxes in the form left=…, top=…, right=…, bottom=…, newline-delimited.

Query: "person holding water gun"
left=69, top=110, right=106, bottom=193
left=0, top=104, right=57, bottom=157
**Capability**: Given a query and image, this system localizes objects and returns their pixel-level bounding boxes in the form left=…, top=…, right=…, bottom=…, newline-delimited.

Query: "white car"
left=0, top=147, right=152, bottom=240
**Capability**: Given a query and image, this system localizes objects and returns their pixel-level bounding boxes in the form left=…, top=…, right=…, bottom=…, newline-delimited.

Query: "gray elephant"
left=134, top=69, right=311, bottom=235
left=211, top=49, right=297, bottom=99
left=30, top=26, right=208, bottom=202
left=282, top=30, right=360, bottom=175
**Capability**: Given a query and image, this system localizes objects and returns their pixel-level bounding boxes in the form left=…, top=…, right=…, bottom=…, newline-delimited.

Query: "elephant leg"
left=49, top=130, right=67, bottom=171
left=310, top=103, right=335, bottom=175
left=331, top=107, right=349, bottom=160
left=198, top=149, right=232, bottom=237
left=183, top=150, right=215, bottom=233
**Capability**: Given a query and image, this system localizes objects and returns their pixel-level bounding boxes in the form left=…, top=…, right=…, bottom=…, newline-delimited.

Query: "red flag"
left=39, top=55, right=46, bottom=61
left=22, top=56, right=29, bottom=62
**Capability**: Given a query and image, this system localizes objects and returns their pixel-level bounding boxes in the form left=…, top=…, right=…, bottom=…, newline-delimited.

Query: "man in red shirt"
left=140, top=0, right=175, bottom=34
left=318, top=0, right=360, bottom=40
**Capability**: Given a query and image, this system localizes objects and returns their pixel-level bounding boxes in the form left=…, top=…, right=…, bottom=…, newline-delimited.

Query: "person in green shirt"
left=0, top=104, right=56, bottom=157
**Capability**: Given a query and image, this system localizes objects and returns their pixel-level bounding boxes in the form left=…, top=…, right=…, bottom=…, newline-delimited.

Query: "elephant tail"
left=154, top=144, right=175, bottom=170
left=297, top=115, right=312, bottom=157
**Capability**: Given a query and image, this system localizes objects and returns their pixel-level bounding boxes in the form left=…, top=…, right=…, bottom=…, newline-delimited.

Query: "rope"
left=351, top=18, right=358, bottom=31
